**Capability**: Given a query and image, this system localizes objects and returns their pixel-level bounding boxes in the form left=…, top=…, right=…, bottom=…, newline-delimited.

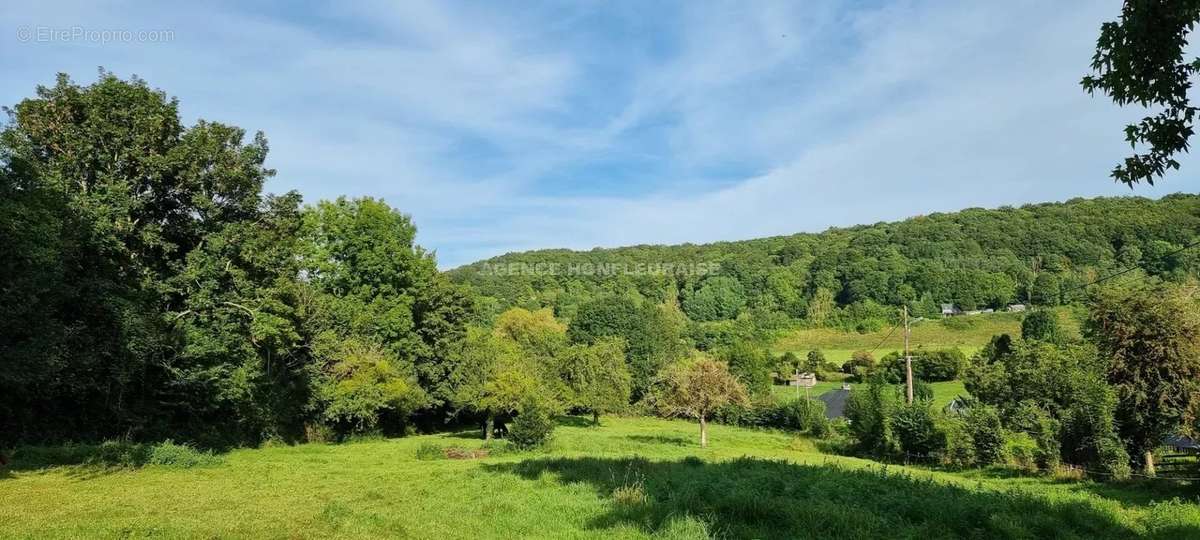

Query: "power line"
left=1056, top=237, right=1200, bottom=297
left=869, top=323, right=899, bottom=355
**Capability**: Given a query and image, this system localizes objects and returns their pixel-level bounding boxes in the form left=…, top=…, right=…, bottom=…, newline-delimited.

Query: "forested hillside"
left=451, top=195, right=1200, bottom=329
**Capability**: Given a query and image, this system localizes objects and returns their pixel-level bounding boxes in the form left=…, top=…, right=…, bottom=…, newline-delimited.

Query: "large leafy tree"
left=567, top=295, right=686, bottom=397
left=1088, top=281, right=1200, bottom=475
left=0, top=72, right=278, bottom=444
left=298, top=197, right=470, bottom=432
left=561, top=338, right=631, bottom=425
left=449, top=328, right=546, bottom=440
left=1084, top=0, right=1200, bottom=185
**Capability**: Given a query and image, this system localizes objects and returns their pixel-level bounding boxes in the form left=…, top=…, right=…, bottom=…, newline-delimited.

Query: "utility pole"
left=903, top=305, right=913, bottom=405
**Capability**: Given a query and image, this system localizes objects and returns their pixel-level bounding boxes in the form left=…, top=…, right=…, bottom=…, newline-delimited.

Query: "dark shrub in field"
left=509, top=400, right=556, bottom=449
left=965, top=405, right=1005, bottom=465
left=10, top=440, right=218, bottom=469
left=415, top=442, right=443, bottom=461
left=892, top=402, right=944, bottom=458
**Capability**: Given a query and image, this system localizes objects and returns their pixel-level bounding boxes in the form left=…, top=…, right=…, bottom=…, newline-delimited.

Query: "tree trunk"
left=699, top=416, right=708, bottom=448
left=1144, top=450, right=1156, bottom=477
left=592, top=411, right=600, bottom=426
left=484, top=414, right=495, bottom=442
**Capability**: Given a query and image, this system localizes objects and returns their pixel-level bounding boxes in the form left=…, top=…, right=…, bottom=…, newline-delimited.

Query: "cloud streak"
left=2, top=0, right=1195, bottom=267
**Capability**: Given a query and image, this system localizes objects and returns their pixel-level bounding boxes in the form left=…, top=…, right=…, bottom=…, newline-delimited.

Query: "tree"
left=313, top=337, right=426, bottom=433
left=717, top=342, right=773, bottom=396
left=1021, top=310, right=1065, bottom=344
left=1030, top=273, right=1061, bottom=306
left=653, top=357, right=749, bottom=447
left=804, top=349, right=827, bottom=373
left=1083, top=1, right=1200, bottom=185
left=1088, top=281, right=1200, bottom=475
left=0, top=72, right=280, bottom=444
left=568, top=296, right=686, bottom=397
left=682, top=276, right=747, bottom=321
left=562, top=338, right=631, bottom=425
left=449, top=328, right=544, bottom=440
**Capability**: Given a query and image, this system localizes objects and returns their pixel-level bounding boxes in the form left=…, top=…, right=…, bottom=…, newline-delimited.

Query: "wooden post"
left=904, top=306, right=913, bottom=405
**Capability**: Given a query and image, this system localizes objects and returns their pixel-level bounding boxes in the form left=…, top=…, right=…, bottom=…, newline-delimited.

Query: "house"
left=940, top=303, right=960, bottom=316
left=1164, top=434, right=1200, bottom=453
left=1007, top=304, right=1026, bottom=312
left=788, top=372, right=817, bottom=388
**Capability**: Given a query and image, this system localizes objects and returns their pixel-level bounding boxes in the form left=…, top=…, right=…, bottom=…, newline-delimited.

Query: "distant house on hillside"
left=1007, top=304, right=1027, bottom=312
left=941, top=303, right=960, bottom=316
left=1164, top=434, right=1200, bottom=453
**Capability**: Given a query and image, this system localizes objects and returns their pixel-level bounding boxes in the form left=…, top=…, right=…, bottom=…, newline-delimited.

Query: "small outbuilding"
left=941, top=303, right=960, bottom=316
left=1007, top=304, right=1027, bottom=312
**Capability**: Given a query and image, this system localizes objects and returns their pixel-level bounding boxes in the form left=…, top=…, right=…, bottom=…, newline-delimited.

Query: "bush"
left=777, top=398, right=830, bottom=436
left=94, top=441, right=151, bottom=467
left=1004, top=433, right=1039, bottom=472
left=415, top=442, right=443, bottom=461
left=1097, top=437, right=1132, bottom=481
left=509, top=400, right=556, bottom=449
left=881, top=349, right=965, bottom=382
left=845, top=381, right=899, bottom=456
left=892, top=403, right=945, bottom=458
left=965, top=406, right=1005, bottom=465
left=842, top=350, right=876, bottom=376
left=942, top=419, right=976, bottom=468
left=145, top=440, right=219, bottom=468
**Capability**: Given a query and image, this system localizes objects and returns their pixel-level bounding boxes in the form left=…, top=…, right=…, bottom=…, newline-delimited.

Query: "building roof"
left=818, top=389, right=850, bottom=419
left=1165, top=434, right=1200, bottom=450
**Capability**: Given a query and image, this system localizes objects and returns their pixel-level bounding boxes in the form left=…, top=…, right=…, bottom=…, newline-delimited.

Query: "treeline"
left=0, top=74, right=472, bottom=447
left=451, top=195, right=1200, bottom=331
left=842, top=284, right=1200, bottom=478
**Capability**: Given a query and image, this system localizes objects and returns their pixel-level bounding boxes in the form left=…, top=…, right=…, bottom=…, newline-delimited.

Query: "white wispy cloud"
left=2, top=0, right=1195, bottom=268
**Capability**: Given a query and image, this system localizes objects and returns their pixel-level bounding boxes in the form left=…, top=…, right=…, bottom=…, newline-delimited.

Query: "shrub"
left=305, top=422, right=335, bottom=444
left=778, top=398, right=830, bottom=436
left=892, top=403, right=945, bottom=458
left=845, top=381, right=899, bottom=456
left=942, top=419, right=976, bottom=468
left=965, top=405, right=1005, bottom=465
left=1097, top=436, right=1132, bottom=481
left=509, top=399, right=556, bottom=449
left=94, top=441, right=150, bottom=467
left=145, top=440, right=219, bottom=468
left=1004, top=432, right=1039, bottom=472
left=415, top=442, right=443, bottom=461
left=842, top=350, right=876, bottom=376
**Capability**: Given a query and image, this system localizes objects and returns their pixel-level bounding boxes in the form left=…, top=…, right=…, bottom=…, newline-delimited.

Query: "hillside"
left=450, top=195, right=1200, bottom=327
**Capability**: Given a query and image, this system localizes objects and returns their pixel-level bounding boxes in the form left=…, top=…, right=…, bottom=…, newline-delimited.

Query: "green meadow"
left=3, top=415, right=1197, bottom=539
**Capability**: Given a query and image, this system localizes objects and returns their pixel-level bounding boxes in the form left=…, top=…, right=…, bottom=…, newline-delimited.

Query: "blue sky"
left=3, top=0, right=1199, bottom=268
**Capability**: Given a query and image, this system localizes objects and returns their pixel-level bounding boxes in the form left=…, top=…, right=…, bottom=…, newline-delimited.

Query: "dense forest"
left=451, top=195, right=1200, bottom=330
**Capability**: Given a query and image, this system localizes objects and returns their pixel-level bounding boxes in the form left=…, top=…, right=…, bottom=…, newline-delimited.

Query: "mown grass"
left=2, top=415, right=1197, bottom=539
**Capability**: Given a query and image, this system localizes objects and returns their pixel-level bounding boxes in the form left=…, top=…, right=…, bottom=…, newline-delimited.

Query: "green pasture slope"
left=2, top=416, right=1197, bottom=539
left=772, top=380, right=968, bottom=412
left=772, top=309, right=1082, bottom=364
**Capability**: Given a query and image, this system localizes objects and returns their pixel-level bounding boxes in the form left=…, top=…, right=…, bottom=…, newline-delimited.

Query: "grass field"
left=2, top=415, right=1198, bottom=539
left=772, top=380, right=968, bottom=411
left=772, top=309, right=1083, bottom=367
